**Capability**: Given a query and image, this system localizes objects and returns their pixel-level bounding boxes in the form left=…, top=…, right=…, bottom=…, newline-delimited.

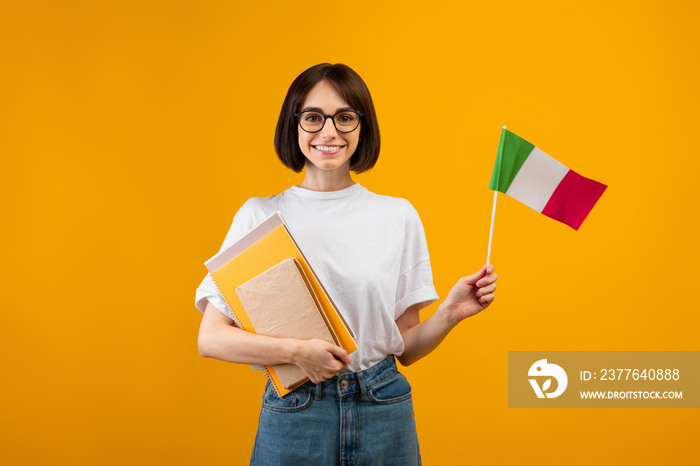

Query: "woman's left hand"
left=443, top=264, right=498, bottom=324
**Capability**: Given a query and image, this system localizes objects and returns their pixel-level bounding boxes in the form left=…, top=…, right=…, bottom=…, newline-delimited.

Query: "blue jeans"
left=251, top=356, right=421, bottom=465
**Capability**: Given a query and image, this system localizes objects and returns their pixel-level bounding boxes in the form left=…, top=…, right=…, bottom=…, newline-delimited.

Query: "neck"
left=298, top=166, right=355, bottom=192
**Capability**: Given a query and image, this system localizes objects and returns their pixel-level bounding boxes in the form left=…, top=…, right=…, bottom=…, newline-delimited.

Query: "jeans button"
left=340, top=379, right=349, bottom=389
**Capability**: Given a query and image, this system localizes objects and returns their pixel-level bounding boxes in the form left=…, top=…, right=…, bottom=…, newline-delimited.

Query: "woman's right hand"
left=292, top=339, right=351, bottom=384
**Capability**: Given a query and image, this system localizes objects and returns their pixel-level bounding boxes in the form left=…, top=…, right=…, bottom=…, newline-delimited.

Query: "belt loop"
left=315, top=382, right=322, bottom=401
left=357, top=371, right=367, bottom=399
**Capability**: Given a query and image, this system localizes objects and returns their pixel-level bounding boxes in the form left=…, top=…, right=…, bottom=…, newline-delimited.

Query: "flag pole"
left=486, top=126, right=505, bottom=265
left=487, top=190, right=497, bottom=265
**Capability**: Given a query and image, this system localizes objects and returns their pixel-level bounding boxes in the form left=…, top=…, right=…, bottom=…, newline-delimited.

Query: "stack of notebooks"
left=205, top=212, right=356, bottom=397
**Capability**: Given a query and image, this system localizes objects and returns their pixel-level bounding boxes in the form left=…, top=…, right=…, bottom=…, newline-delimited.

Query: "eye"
left=303, top=112, right=323, bottom=123
left=336, top=113, right=357, bottom=124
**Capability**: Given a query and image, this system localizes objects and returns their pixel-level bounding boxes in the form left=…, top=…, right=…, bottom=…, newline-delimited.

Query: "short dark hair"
left=274, top=63, right=380, bottom=173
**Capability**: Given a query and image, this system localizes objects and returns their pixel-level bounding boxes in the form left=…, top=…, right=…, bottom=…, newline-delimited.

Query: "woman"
left=195, top=63, right=497, bottom=465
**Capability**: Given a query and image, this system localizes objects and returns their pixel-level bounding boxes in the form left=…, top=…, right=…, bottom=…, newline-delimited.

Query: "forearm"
left=398, top=265, right=498, bottom=366
left=198, top=322, right=301, bottom=366
left=397, top=302, right=459, bottom=366
left=197, top=302, right=350, bottom=382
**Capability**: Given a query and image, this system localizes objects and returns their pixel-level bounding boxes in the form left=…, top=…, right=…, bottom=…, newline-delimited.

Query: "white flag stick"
left=486, top=125, right=506, bottom=265
left=486, top=190, right=497, bottom=265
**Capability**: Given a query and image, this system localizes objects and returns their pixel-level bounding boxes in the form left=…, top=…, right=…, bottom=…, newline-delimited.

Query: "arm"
left=396, top=264, right=497, bottom=366
left=198, top=301, right=351, bottom=383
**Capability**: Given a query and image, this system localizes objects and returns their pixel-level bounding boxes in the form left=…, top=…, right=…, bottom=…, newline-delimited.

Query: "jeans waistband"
left=298, top=355, right=398, bottom=399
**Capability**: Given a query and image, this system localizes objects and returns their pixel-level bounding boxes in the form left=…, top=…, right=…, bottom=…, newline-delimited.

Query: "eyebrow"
left=300, top=106, right=356, bottom=114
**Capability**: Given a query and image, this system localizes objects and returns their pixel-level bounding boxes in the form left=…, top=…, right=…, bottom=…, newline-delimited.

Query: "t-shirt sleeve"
left=194, top=274, right=233, bottom=317
left=194, top=198, right=272, bottom=319
left=394, top=200, right=439, bottom=320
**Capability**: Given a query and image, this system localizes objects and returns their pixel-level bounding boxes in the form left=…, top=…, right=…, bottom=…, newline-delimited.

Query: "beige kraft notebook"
left=235, top=257, right=338, bottom=390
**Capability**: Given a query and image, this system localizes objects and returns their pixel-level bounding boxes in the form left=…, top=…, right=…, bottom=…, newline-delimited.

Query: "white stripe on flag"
left=505, top=147, right=569, bottom=212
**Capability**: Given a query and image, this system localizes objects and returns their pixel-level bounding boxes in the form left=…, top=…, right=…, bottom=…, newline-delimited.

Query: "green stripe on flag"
left=489, top=129, right=535, bottom=193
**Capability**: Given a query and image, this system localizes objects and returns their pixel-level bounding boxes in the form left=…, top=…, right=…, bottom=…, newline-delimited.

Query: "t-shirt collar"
left=289, top=183, right=363, bottom=199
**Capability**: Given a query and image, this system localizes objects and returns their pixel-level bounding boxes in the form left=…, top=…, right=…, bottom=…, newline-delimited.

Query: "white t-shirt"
left=194, top=183, right=439, bottom=372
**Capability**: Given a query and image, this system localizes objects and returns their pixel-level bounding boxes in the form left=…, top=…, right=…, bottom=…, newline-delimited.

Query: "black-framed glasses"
left=295, top=110, right=363, bottom=133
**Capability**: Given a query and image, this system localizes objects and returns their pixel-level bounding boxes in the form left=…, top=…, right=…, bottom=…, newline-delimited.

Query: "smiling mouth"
left=313, top=145, right=345, bottom=153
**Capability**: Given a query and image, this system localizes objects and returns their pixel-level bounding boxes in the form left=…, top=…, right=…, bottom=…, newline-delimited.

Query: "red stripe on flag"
left=541, top=169, right=607, bottom=230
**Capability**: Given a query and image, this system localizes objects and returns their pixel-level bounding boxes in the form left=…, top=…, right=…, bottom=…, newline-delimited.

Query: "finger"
left=479, top=293, right=496, bottom=305
left=330, top=359, right=346, bottom=374
left=476, top=272, right=498, bottom=288
left=462, top=266, right=488, bottom=285
left=327, top=345, right=351, bottom=365
left=476, top=283, right=497, bottom=297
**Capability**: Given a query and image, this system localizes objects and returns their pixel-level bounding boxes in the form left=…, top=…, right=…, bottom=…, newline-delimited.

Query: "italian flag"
left=489, top=128, right=607, bottom=230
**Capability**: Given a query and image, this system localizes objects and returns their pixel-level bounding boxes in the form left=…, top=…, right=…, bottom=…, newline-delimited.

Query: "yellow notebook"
left=204, top=212, right=356, bottom=397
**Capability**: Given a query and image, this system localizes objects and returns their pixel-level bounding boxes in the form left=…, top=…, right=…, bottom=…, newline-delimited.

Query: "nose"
left=320, top=117, right=338, bottom=138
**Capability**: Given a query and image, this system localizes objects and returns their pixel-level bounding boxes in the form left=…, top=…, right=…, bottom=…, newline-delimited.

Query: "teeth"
left=315, top=145, right=342, bottom=152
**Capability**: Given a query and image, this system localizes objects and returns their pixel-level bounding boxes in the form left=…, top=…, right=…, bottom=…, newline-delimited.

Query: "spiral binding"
left=210, top=275, right=284, bottom=397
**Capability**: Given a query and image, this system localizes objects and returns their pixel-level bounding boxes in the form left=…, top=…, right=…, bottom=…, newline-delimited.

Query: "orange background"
left=2, top=1, right=698, bottom=464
